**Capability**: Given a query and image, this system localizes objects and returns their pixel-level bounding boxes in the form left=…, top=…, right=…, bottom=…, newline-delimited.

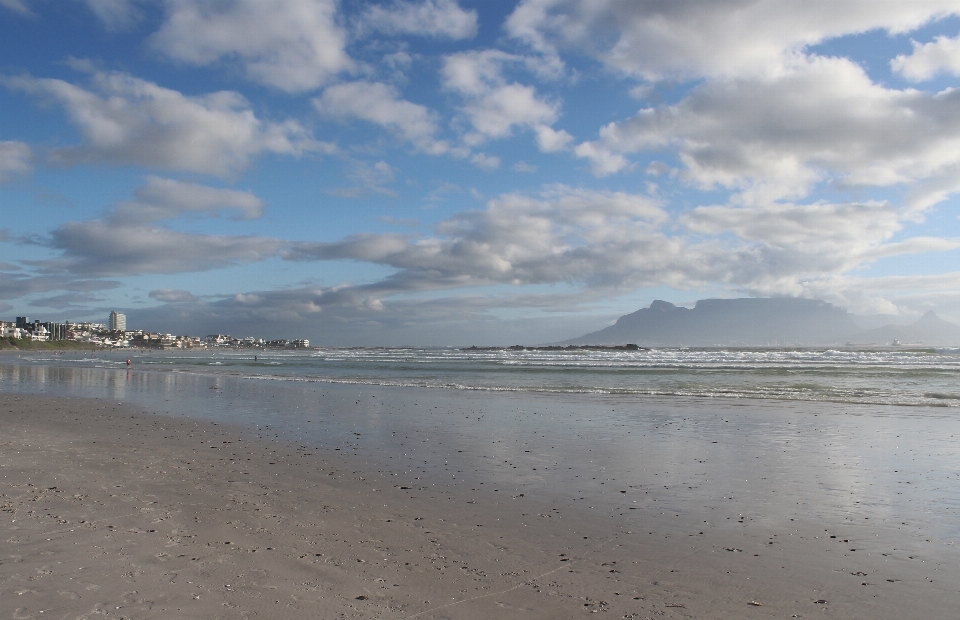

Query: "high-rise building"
left=109, top=311, right=126, bottom=332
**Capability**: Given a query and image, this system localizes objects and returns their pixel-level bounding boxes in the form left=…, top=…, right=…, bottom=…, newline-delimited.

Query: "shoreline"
left=0, top=340, right=100, bottom=352
left=3, top=391, right=958, bottom=618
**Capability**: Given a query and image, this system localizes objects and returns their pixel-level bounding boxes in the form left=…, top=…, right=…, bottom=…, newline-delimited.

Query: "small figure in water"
left=254, top=355, right=257, bottom=361
left=126, top=358, right=131, bottom=366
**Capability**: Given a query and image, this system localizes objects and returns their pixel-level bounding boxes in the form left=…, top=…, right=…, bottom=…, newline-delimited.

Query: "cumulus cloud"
left=108, top=176, right=264, bottom=223
left=358, top=0, right=477, bottom=40
left=314, top=81, right=449, bottom=154
left=30, top=291, right=107, bottom=309
left=50, top=220, right=284, bottom=277
left=575, top=57, right=960, bottom=206
left=573, top=141, right=629, bottom=176
left=149, top=0, right=352, bottom=92
left=684, top=202, right=902, bottom=251
left=10, top=178, right=271, bottom=283
left=682, top=201, right=959, bottom=280
left=287, top=186, right=674, bottom=289
left=275, top=182, right=960, bottom=318
left=0, top=141, right=31, bottom=183
left=149, top=288, right=199, bottom=302
left=82, top=0, right=142, bottom=29
left=327, top=160, right=399, bottom=198
left=506, top=0, right=960, bottom=80
left=0, top=271, right=119, bottom=301
left=534, top=124, right=573, bottom=153
left=5, top=71, right=326, bottom=177
left=25, top=178, right=280, bottom=278
left=470, top=152, right=500, bottom=170
left=442, top=50, right=562, bottom=145
left=892, top=33, right=960, bottom=81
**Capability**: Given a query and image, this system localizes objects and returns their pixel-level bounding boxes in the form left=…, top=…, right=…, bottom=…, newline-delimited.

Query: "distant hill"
left=848, top=311, right=960, bottom=346
left=560, top=298, right=960, bottom=347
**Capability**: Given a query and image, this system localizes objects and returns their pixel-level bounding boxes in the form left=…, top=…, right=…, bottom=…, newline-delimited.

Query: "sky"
left=2, top=0, right=960, bottom=346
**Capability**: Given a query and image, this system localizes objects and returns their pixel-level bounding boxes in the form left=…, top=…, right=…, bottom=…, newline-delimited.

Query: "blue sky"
left=2, top=0, right=960, bottom=345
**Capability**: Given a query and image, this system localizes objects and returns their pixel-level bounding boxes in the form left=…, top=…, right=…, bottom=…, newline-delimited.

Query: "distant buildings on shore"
left=0, top=311, right=309, bottom=350
left=2, top=316, right=73, bottom=341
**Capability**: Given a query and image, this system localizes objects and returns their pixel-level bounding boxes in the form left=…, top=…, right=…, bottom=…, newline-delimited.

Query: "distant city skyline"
left=2, top=1, right=960, bottom=345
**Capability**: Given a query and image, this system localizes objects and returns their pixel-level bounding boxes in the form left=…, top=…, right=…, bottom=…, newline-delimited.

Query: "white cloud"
left=573, top=141, right=629, bottom=177
left=0, top=271, right=119, bottom=301
left=276, top=181, right=960, bottom=317
left=684, top=202, right=901, bottom=249
left=6, top=71, right=326, bottom=177
left=108, top=176, right=264, bottom=223
left=680, top=201, right=951, bottom=277
left=288, top=186, right=672, bottom=288
left=442, top=49, right=516, bottom=95
left=0, top=0, right=30, bottom=15
left=442, top=50, right=560, bottom=144
left=26, top=179, right=280, bottom=278
left=358, top=0, right=477, bottom=40
left=674, top=199, right=960, bottom=302
left=892, top=33, right=960, bottom=81
left=51, top=220, right=284, bottom=277
left=149, top=288, right=198, bottom=302
left=534, top=124, right=573, bottom=152
left=426, top=181, right=462, bottom=202
left=82, top=0, right=141, bottom=29
left=507, top=0, right=960, bottom=80
left=149, top=0, right=352, bottom=92
left=327, top=160, right=399, bottom=198
left=470, top=152, right=500, bottom=170
left=0, top=141, right=32, bottom=183
left=314, top=81, right=448, bottom=154
left=575, top=57, right=960, bottom=205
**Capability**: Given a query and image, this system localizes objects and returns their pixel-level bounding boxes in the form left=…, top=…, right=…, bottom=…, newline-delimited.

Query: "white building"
left=109, top=311, right=126, bottom=331
left=2, top=326, right=27, bottom=339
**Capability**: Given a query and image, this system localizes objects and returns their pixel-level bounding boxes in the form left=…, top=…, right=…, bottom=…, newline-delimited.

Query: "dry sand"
left=1, top=392, right=957, bottom=619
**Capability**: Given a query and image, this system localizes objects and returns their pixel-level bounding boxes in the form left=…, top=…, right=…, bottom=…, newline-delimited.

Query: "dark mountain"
left=562, top=298, right=862, bottom=346
left=563, top=299, right=960, bottom=347
left=849, top=311, right=960, bottom=346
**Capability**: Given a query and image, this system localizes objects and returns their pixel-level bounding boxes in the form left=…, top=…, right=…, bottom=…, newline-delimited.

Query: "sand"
left=2, top=392, right=957, bottom=619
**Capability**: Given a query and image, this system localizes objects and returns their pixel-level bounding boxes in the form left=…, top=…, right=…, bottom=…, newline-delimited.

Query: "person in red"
left=126, top=358, right=131, bottom=366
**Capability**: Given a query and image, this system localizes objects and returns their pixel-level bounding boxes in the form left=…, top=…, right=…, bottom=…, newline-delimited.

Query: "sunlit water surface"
left=2, top=348, right=959, bottom=549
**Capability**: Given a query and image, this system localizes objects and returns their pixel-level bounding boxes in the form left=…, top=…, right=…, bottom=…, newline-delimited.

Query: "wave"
left=9, top=347, right=960, bottom=409
left=230, top=371, right=959, bottom=408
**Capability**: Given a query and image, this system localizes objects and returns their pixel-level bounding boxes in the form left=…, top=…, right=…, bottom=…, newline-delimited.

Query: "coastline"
left=3, top=391, right=958, bottom=618
left=0, top=340, right=100, bottom=352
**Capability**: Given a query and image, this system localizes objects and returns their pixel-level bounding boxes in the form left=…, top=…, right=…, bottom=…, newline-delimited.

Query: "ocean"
left=3, top=347, right=960, bottom=544
left=4, top=346, right=960, bottom=407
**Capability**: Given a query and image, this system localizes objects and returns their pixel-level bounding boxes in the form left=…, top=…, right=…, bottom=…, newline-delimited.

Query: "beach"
left=3, top=371, right=958, bottom=618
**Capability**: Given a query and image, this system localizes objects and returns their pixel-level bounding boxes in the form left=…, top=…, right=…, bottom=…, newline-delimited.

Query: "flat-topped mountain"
left=561, top=298, right=960, bottom=347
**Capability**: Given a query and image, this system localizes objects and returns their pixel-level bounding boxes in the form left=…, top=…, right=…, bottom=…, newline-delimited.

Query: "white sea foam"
left=6, top=347, right=960, bottom=407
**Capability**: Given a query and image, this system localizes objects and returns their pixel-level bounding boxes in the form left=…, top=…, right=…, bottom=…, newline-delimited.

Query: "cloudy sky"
left=2, top=0, right=960, bottom=345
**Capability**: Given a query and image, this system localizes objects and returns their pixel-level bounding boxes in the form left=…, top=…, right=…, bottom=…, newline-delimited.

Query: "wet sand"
left=2, top=391, right=958, bottom=619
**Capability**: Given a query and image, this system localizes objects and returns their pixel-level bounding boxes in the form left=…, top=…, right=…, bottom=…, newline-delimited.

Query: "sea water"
left=2, top=347, right=960, bottom=547
left=5, top=346, right=960, bottom=406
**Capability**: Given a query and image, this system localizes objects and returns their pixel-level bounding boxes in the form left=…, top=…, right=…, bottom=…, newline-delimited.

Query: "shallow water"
left=2, top=356, right=959, bottom=552
left=8, top=346, right=960, bottom=407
